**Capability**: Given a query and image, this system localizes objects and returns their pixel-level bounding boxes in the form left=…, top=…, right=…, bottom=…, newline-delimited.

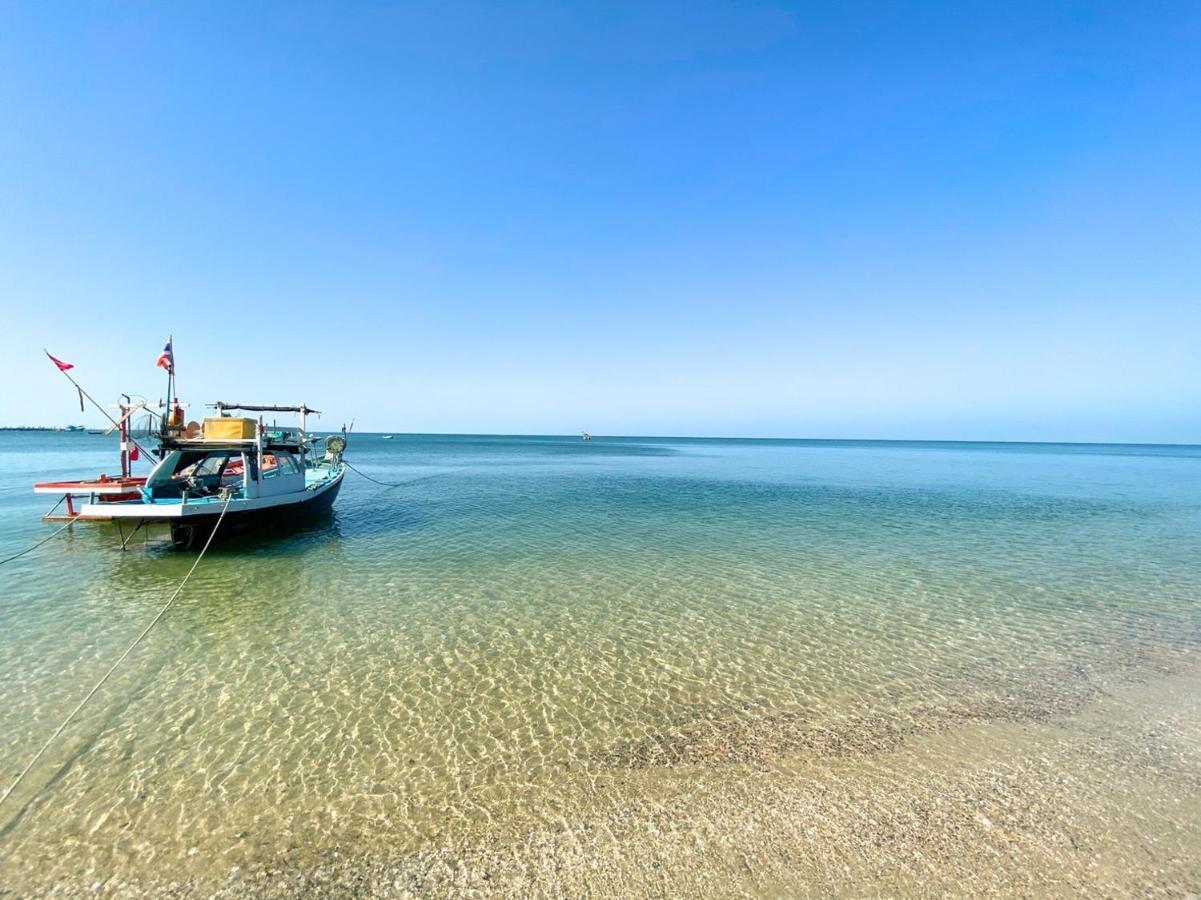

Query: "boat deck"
left=35, top=477, right=149, bottom=521
left=34, top=477, right=147, bottom=495
left=75, top=464, right=344, bottom=520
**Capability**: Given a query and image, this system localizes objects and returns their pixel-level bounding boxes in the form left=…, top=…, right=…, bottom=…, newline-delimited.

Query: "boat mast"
left=168, top=336, right=175, bottom=430
left=164, top=334, right=174, bottom=435
left=119, top=394, right=131, bottom=478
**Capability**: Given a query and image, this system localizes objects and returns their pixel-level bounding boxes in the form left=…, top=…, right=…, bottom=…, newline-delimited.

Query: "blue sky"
left=1, top=2, right=1198, bottom=440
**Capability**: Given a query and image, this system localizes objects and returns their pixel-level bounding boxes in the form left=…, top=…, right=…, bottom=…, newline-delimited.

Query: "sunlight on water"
left=1, top=434, right=1199, bottom=893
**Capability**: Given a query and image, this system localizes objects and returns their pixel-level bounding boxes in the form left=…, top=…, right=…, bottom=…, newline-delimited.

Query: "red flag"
left=46, top=351, right=74, bottom=372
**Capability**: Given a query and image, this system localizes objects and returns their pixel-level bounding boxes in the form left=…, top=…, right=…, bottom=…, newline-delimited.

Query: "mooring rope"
left=343, top=459, right=408, bottom=488
left=0, top=521, right=74, bottom=569
left=0, top=493, right=234, bottom=814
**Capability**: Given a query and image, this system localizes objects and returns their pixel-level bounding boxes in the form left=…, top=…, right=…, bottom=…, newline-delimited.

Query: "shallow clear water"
left=1, top=433, right=1199, bottom=890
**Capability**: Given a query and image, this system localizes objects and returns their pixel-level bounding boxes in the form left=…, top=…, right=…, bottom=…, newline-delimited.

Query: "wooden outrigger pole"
left=36, top=351, right=157, bottom=521
left=43, top=350, right=155, bottom=461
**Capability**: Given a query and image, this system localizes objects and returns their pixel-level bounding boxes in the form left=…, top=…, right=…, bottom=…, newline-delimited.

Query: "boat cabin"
left=142, top=444, right=306, bottom=503
left=142, top=415, right=313, bottom=504
left=51, top=400, right=345, bottom=548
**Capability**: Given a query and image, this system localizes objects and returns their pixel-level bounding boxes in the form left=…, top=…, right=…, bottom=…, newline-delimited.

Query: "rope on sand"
left=0, top=492, right=234, bottom=814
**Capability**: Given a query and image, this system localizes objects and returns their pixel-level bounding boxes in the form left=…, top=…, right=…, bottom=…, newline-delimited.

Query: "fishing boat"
left=32, top=344, right=350, bottom=549
left=83, top=404, right=347, bottom=549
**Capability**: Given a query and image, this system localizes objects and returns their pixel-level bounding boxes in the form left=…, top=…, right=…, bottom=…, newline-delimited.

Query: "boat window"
left=170, top=451, right=208, bottom=478
left=162, top=451, right=244, bottom=497
left=193, top=455, right=232, bottom=477
left=261, top=454, right=280, bottom=479
left=276, top=453, right=301, bottom=476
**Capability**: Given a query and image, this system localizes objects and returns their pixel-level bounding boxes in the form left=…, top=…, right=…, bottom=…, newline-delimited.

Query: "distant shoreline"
left=0, top=425, right=85, bottom=432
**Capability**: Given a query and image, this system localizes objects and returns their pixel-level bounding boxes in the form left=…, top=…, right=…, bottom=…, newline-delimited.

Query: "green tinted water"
left=1, top=434, right=1199, bottom=890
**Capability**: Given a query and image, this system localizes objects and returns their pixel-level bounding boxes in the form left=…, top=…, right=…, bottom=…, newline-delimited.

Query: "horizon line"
left=336, top=432, right=1201, bottom=448
left=3, top=427, right=1198, bottom=448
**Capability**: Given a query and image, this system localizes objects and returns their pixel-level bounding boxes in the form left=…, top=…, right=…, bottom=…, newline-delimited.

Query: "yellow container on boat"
left=203, top=417, right=256, bottom=440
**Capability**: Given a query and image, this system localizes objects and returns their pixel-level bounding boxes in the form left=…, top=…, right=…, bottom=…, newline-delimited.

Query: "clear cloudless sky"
left=0, top=1, right=1198, bottom=440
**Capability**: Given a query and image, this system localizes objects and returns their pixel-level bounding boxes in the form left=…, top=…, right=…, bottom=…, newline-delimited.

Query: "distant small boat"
left=382, top=434, right=394, bottom=440
left=581, top=432, right=592, bottom=441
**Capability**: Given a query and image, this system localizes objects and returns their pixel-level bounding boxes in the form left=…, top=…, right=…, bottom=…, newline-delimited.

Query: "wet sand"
left=11, top=650, right=1200, bottom=898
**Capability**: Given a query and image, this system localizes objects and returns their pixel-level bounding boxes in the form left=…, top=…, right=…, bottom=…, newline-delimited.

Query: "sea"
left=1, top=433, right=1199, bottom=896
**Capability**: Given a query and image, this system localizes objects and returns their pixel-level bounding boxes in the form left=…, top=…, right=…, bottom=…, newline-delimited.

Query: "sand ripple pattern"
left=0, top=435, right=1199, bottom=894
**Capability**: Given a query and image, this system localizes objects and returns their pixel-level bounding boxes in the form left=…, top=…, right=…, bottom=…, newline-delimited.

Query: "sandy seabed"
left=8, top=648, right=1201, bottom=899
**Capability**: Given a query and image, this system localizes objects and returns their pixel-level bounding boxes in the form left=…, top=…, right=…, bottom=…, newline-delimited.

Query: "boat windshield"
left=149, top=450, right=246, bottom=500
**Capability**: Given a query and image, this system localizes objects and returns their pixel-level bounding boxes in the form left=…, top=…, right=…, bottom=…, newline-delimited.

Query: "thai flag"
left=156, top=339, right=174, bottom=373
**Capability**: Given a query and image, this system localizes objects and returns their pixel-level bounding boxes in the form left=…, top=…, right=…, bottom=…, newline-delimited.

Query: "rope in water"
left=343, top=459, right=408, bottom=488
left=0, top=521, right=74, bottom=569
left=0, top=493, right=234, bottom=814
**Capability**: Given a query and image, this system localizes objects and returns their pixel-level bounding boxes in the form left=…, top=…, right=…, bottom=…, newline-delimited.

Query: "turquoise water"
left=1, top=433, right=1200, bottom=890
